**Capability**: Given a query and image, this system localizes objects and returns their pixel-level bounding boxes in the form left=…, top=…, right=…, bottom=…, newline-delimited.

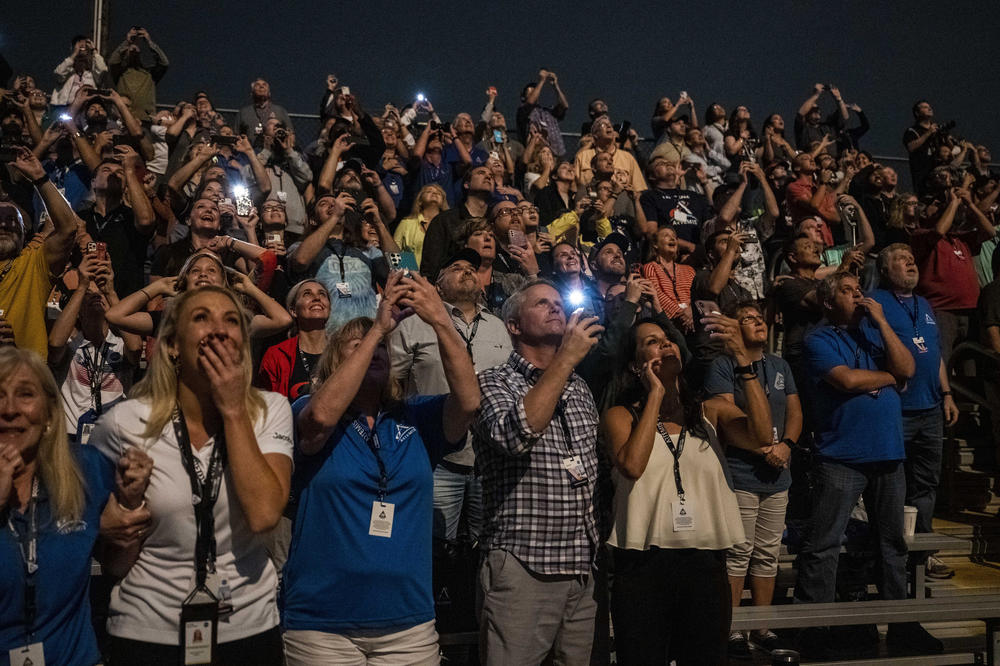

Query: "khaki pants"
left=283, top=620, right=439, bottom=665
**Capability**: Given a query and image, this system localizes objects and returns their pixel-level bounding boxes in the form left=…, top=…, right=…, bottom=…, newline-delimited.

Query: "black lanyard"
left=554, top=398, right=579, bottom=457
left=7, top=477, right=39, bottom=641
left=659, top=261, right=682, bottom=301
left=330, top=242, right=347, bottom=281
left=755, top=357, right=770, bottom=397
left=172, top=409, right=227, bottom=588
left=893, top=292, right=921, bottom=338
left=832, top=327, right=870, bottom=370
left=656, top=422, right=688, bottom=500
left=453, top=312, right=481, bottom=357
left=296, top=340, right=316, bottom=377
left=83, top=341, right=109, bottom=415
left=352, top=418, right=389, bottom=501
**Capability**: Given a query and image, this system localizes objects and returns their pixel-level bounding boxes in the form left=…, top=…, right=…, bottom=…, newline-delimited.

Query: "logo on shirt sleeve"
left=396, top=425, right=416, bottom=442
left=925, top=313, right=936, bottom=325
left=774, top=372, right=785, bottom=391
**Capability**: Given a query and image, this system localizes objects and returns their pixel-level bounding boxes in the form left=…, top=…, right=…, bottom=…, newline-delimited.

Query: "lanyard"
left=659, top=261, right=682, bottom=301
left=7, top=477, right=39, bottom=641
left=755, top=357, right=770, bottom=397
left=832, top=327, right=870, bottom=370
left=329, top=242, right=348, bottom=281
left=351, top=418, right=390, bottom=501
left=83, top=341, right=109, bottom=415
left=554, top=399, right=579, bottom=456
left=172, top=408, right=227, bottom=588
left=892, top=293, right=921, bottom=338
left=656, top=422, right=688, bottom=500
left=453, top=312, right=481, bottom=357
left=296, top=340, right=316, bottom=377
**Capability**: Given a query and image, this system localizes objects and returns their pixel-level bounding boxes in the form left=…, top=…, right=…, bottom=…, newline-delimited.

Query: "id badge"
left=912, top=336, right=929, bottom=353
left=562, top=455, right=589, bottom=489
left=204, top=571, right=234, bottom=620
left=672, top=499, right=696, bottom=532
left=77, top=411, right=98, bottom=445
left=8, top=643, right=44, bottom=666
left=369, top=501, right=394, bottom=538
left=180, top=587, right=219, bottom=665
left=336, top=281, right=352, bottom=298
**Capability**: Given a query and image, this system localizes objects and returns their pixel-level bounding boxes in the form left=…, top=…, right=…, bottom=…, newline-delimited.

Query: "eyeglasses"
left=739, top=315, right=766, bottom=325
left=494, top=208, right=524, bottom=219
left=517, top=205, right=539, bottom=214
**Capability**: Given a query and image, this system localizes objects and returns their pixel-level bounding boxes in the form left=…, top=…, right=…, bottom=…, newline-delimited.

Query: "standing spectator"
left=283, top=272, right=479, bottom=664
left=978, top=251, right=1000, bottom=454
left=91, top=286, right=294, bottom=664
left=420, top=166, right=494, bottom=281
left=794, top=273, right=941, bottom=657
left=390, top=249, right=511, bottom=543
left=761, top=114, right=796, bottom=166
left=573, top=116, right=647, bottom=192
left=640, top=156, right=712, bottom=256
left=868, top=244, right=960, bottom=578
left=794, top=84, right=848, bottom=157
left=703, top=103, right=728, bottom=159
left=551, top=241, right=604, bottom=319
left=517, top=68, right=569, bottom=158
left=643, top=227, right=696, bottom=334
left=107, top=27, right=169, bottom=121
left=256, top=120, right=313, bottom=237
left=601, top=315, right=773, bottom=664
left=911, top=184, right=995, bottom=365
left=237, top=78, right=293, bottom=139
left=649, top=114, right=693, bottom=165
left=704, top=303, right=801, bottom=658
left=393, top=184, right=448, bottom=268
left=785, top=152, right=840, bottom=242
left=51, top=36, right=110, bottom=106
left=473, top=281, right=603, bottom=665
left=0, top=150, right=77, bottom=360
left=534, top=160, right=576, bottom=226
left=771, top=235, right=824, bottom=387
left=256, top=279, right=330, bottom=402
left=903, top=100, right=946, bottom=194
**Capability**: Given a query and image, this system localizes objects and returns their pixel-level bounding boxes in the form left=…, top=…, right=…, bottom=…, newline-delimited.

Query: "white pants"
left=283, top=620, right=440, bottom=665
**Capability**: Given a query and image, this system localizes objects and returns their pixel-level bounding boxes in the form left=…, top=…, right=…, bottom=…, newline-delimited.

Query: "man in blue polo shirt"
left=795, top=272, right=941, bottom=656
left=865, top=243, right=960, bottom=579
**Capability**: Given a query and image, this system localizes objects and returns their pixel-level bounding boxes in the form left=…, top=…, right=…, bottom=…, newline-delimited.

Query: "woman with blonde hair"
left=282, top=270, right=480, bottom=664
left=393, top=184, right=449, bottom=267
left=0, top=347, right=152, bottom=665
left=91, top=285, right=293, bottom=665
left=105, top=250, right=292, bottom=338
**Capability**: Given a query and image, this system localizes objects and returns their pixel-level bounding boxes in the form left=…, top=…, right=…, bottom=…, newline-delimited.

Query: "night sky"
left=5, top=1, right=1000, bottom=174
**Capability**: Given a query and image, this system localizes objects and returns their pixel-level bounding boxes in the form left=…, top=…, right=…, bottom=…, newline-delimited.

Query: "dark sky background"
left=5, top=0, right=1000, bottom=172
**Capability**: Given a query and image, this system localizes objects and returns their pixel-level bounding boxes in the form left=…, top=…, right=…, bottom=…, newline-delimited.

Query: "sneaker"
left=728, top=630, right=751, bottom=659
left=749, top=629, right=785, bottom=654
left=925, top=555, right=956, bottom=579
left=886, top=622, right=944, bottom=655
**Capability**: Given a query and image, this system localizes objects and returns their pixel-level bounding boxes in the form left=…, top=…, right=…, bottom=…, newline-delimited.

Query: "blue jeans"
left=902, top=407, right=944, bottom=534
left=794, top=460, right=907, bottom=604
left=432, top=463, right=483, bottom=542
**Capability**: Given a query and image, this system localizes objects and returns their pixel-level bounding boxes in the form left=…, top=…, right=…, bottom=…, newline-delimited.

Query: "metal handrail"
left=947, top=341, right=1000, bottom=411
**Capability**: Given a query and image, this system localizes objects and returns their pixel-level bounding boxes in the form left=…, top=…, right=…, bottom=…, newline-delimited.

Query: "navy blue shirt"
left=639, top=187, right=711, bottom=246
left=283, top=394, right=459, bottom=632
left=864, top=288, right=941, bottom=411
left=804, top=324, right=905, bottom=463
left=443, top=144, right=488, bottom=206
left=1, top=445, right=113, bottom=666
left=705, top=353, right=796, bottom=493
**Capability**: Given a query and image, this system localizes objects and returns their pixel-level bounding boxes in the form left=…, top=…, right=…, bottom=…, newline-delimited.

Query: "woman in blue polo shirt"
left=283, top=269, right=480, bottom=664
left=0, top=347, right=151, bottom=666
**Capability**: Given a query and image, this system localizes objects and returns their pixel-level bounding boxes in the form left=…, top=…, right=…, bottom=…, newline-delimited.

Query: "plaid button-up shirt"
left=473, top=351, right=600, bottom=575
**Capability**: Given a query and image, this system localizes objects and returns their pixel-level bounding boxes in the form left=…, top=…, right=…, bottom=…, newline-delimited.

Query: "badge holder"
left=562, top=455, right=589, bottom=489
left=180, top=586, right=219, bottom=665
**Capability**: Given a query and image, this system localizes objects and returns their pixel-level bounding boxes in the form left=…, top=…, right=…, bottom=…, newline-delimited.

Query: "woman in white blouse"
left=600, top=315, right=773, bottom=665
left=92, top=285, right=293, bottom=665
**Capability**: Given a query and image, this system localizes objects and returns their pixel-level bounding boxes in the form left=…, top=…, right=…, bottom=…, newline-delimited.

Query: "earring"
left=169, top=353, right=180, bottom=377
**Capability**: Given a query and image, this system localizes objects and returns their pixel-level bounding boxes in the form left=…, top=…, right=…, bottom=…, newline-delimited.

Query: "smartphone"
left=694, top=300, right=722, bottom=317
left=86, top=241, right=97, bottom=255
left=95, top=242, right=107, bottom=261
left=212, top=135, right=238, bottom=147
left=341, top=86, right=351, bottom=96
left=94, top=88, right=113, bottom=97
left=537, top=225, right=549, bottom=235
left=508, top=229, right=529, bottom=249
left=630, top=262, right=642, bottom=276
left=112, top=134, right=131, bottom=146
left=265, top=231, right=283, bottom=246
left=234, top=191, right=253, bottom=217
left=493, top=129, right=504, bottom=144
left=58, top=112, right=74, bottom=122
left=388, top=251, right=419, bottom=274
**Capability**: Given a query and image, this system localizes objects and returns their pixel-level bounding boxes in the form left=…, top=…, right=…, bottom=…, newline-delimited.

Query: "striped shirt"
left=473, top=352, right=600, bottom=575
left=643, top=260, right=695, bottom=319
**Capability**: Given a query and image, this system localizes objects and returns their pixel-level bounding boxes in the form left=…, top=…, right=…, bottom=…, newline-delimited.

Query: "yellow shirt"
left=0, top=244, right=54, bottom=360
left=393, top=214, right=429, bottom=267
left=573, top=146, right=647, bottom=192
left=548, top=211, right=613, bottom=253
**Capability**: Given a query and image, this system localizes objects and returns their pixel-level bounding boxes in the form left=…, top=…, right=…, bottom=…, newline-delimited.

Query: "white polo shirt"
left=90, top=391, right=294, bottom=645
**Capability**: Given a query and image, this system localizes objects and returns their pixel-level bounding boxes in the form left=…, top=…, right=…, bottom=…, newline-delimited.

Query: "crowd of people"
left=0, top=25, right=998, bottom=666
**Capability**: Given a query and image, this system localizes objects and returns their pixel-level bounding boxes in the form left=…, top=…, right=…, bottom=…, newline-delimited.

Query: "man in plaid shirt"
left=473, top=279, right=604, bottom=665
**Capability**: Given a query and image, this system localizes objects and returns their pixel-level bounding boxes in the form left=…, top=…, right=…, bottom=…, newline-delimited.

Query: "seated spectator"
left=0, top=346, right=151, bottom=665
left=643, top=226, right=696, bottom=334
left=794, top=84, right=848, bottom=157
left=92, top=286, right=293, bottom=665
left=703, top=302, right=800, bottom=658
left=284, top=272, right=479, bottom=664
left=256, top=279, right=330, bottom=402
left=391, top=249, right=511, bottom=544
left=474, top=281, right=602, bottom=664
left=149, top=197, right=260, bottom=279
left=51, top=36, right=110, bottom=107
left=601, top=315, right=772, bottom=664
left=238, top=77, right=293, bottom=139
left=640, top=156, right=712, bottom=256
left=393, top=184, right=449, bottom=268
left=107, top=27, right=169, bottom=121
left=547, top=193, right=612, bottom=255
left=516, top=68, right=569, bottom=157
left=49, top=252, right=140, bottom=442
left=420, top=166, right=494, bottom=281
left=0, top=150, right=78, bottom=359
left=488, top=199, right=540, bottom=281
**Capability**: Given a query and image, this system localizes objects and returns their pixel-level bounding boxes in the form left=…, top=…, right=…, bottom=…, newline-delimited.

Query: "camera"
left=212, top=135, right=238, bottom=147
left=938, top=120, right=957, bottom=135
left=430, top=121, right=451, bottom=134
left=274, top=127, right=288, bottom=143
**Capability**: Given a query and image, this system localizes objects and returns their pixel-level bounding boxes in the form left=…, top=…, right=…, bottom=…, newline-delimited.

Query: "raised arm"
left=602, top=364, right=664, bottom=480
left=863, top=297, right=915, bottom=383
left=704, top=232, right=747, bottom=297
left=798, top=84, right=824, bottom=118
left=11, top=149, right=77, bottom=274
left=288, top=192, right=350, bottom=272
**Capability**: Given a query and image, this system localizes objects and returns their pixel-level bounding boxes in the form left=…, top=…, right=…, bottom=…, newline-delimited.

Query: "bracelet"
left=120, top=499, right=146, bottom=512
left=733, top=363, right=754, bottom=375
left=139, top=288, right=152, bottom=302
left=781, top=437, right=798, bottom=449
left=738, top=372, right=759, bottom=381
left=941, top=390, right=952, bottom=396
left=31, top=175, right=49, bottom=188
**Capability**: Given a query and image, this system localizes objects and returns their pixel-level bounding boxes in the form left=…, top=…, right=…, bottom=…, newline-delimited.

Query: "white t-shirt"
left=53, top=331, right=133, bottom=436
left=90, top=391, right=294, bottom=645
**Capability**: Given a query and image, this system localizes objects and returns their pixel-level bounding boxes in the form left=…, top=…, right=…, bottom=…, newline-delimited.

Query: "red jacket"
left=255, top=335, right=304, bottom=400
